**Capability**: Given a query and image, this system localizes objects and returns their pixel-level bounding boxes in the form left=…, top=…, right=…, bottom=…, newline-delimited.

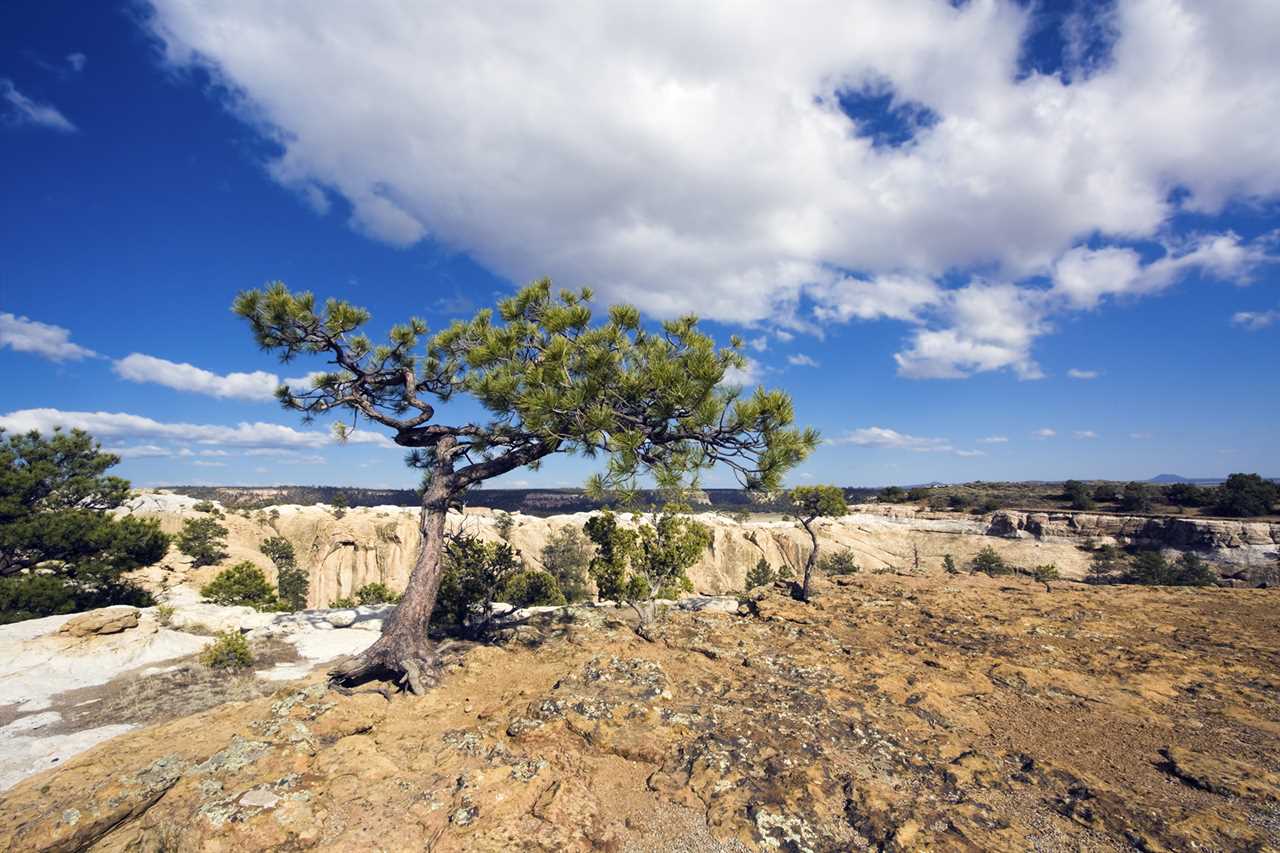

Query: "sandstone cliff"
left=120, top=494, right=1280, bottom=606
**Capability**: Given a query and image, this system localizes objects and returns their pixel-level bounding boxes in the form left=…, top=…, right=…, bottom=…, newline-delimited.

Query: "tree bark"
left=330, top=442, right=456, bottom=694
left=799, top=516, right=818, bottom=602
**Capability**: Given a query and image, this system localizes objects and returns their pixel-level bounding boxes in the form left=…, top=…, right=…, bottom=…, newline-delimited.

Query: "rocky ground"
left=2, top=573, right=1277, bottom=851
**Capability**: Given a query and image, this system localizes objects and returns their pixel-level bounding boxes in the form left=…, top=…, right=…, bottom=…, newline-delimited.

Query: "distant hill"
left=1149, top=474, right=1224, bottom=485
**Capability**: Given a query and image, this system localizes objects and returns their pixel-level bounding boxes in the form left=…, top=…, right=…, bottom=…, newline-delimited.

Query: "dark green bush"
left=1119, top=482, right=1154, bottom=513
left=970, top=546, right=1010, bottom=575
left=433, top=534, right=522, bottom=635
left=1062, top=480, right=1095, bottom=510
left=354, top=582, right=400, bottom=605
left=1213, top=473, right=1277, bottom=518
left=540, top=526, right=593, bottom=603
left=745, top=557, right=776, bottom=590
left=177, top=517, right=229, bottom=568
left=201, top=562, right=278, bottom=610
left=1086, top=544, right=1124, bottom=584
left=1122, top=551, right=1216, bottom=586
left=818, top=549, right=860, bottom=575
left=499, top=570, right=566, bottom=607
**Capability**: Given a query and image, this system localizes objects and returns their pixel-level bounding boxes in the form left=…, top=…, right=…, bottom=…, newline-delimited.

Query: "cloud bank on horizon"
left=144, top=0, right=1279, bottom=381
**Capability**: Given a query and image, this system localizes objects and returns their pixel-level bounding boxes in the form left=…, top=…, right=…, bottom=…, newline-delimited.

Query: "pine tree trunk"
left=329, top=454, right=454, bottom=694
left=800, top=517, right=818, bottom=602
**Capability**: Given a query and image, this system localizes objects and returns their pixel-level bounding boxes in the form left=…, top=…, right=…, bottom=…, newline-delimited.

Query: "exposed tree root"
left=328, top=635, right=459, bottom=696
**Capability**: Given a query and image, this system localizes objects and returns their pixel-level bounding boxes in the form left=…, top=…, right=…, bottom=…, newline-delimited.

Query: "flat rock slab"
left=58, top=607, right=140, bottom=637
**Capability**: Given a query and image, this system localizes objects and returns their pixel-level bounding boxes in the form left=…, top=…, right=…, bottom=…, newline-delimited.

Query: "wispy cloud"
left=0, top=313, right=98, bottom=361
left=1067, top=368, right=1099, bottom=380
left=830, top=426, right=981, bottom=457
left=1073, top=430, right=1099, bottom=439
left=978, top=435, right=1008, bottom=444
left=1033, top=428, right=1056, bottom=439
left=1232, top=309, right=1278, bottom=331
left=1129, top=432, right=1152, bottom=439
left=786, top=353, right=820, bottom=367
left=1, top=79, right=77, bottom=132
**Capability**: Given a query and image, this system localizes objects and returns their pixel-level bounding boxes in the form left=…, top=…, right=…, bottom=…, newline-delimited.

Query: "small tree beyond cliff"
left=236, top=279, right=816, bottom=692
left=789, top=485, right=847, bottom=601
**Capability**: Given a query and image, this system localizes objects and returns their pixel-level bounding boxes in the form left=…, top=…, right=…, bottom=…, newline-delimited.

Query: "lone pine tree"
left=235, top=279, right=816, bottom=693
left=789, top=485, right=847, bottom=601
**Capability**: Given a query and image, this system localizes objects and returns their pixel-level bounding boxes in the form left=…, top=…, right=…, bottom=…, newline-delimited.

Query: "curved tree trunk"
left=330, top=452, right=455, bottom=694
left=800, top=516, right=818, bottom=602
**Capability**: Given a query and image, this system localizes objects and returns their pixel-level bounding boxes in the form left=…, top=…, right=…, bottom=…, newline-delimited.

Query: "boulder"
left=325, top=609, right=358, bottom=628
left=58, top=607, right=140, bottom=637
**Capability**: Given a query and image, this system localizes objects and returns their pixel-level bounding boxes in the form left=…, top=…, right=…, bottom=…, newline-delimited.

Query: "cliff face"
left=120, top=495, right=1280, bottom=605
left=987, top=509, right=1280, bottom=568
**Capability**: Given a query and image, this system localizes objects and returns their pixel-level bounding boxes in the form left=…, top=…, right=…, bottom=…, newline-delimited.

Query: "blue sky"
left=1, top=1, right=1277, bottom=489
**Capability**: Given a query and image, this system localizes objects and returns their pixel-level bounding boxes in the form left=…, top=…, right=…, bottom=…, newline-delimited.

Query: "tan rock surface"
left=57, top=607, right=140, bottom=637
left=3, top=575, right=1278, bottom=851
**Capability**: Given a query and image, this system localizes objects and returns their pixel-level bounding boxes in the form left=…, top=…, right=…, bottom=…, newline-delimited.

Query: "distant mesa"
left=1149, top=474, right=1221, bottom=485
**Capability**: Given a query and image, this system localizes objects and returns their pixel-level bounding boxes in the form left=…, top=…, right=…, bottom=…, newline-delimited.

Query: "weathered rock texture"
left=3, top=574, right=1278, bottom=851
left=57, top=607, right=140, bottom=638
left=119, top=494, right=1280, bottom=606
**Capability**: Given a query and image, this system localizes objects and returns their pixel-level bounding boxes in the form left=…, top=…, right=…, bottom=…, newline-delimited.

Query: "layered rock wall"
left=120, top=495, right=1280, bottom=604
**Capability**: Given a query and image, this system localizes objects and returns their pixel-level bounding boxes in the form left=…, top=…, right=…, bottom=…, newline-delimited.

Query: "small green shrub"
left=200, top=631, right=253, bottom=670
left=971, top=546, right=1010, bottom=575
left=354, top=582, right=401, bottom=605
left=818, top=549, right=860, bottom=575
left=330, top=596, right=357, bottom=609
left=494, top=511, right=515, bottom=541
left=1031, top=564, right=1060, bottom=584
left=192, top=500, right=219, bottom=514
left=155, top=604, right=175, bottom=626
left=745, top=557, right=775, bottom=590
left=201, top=562, right=279, bottom=610
left=942, top=554, right=959, bottom=574
left=499, top=570, right=567, bottom=607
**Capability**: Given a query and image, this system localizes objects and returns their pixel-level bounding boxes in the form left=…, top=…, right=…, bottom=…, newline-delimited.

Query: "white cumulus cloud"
left=0, top=313, right=98, bottom=361
left=113, top=353, right=281, bottom=401
left=0, top=408, right=394, bottom=450
left=144, top=0, right=1280, bottom=379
